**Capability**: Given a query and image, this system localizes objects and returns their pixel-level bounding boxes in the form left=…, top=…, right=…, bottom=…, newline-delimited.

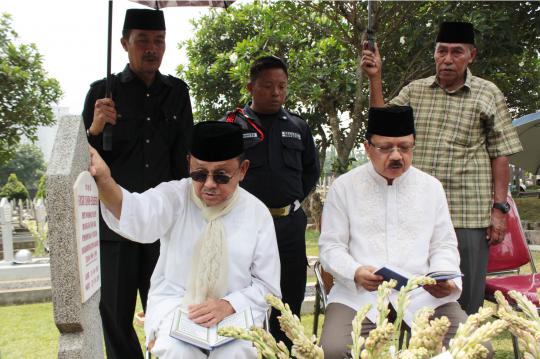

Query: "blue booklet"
left=375, top=267, right=463, bottom=290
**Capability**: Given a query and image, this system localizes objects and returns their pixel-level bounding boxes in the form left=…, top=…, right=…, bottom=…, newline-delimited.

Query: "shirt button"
left=146, top=117, right=151, bottom=121
left=145, top=164, right=149, bottom=168
left=145, top=139, right=150, bottom=144
left=146, top=93, right=150, bottom=97
left=282, top=116, right=287, bottom=119
left=173, top=115, right=177, bottom=120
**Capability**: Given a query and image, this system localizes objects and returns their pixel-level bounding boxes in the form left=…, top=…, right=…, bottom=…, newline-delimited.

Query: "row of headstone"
left=0, top=196, right=47, bottom=261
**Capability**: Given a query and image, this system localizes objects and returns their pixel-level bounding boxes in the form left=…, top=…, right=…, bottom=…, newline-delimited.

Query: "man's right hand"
left=354, top=265, right=384, bottom=291
left=89, top=146, right=123, bottom=219
left=88, top=98, right=117, bottom=136
left=89, top=146, right=111, bottom=183
left=361, top=41, right=382, bottom=79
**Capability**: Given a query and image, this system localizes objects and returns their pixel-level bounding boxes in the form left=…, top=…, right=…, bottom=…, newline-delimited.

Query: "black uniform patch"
left=281, top=131, right=301, bottom=140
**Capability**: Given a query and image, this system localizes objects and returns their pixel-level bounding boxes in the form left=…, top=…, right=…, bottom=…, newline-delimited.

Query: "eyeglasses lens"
left=190, top=171, right=231, bottom=185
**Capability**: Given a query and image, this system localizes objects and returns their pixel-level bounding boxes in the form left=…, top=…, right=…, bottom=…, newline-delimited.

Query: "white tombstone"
left=73, top=171, right=100, bottom=302
left=35, top=198, right=47, bottom=233
left=17, top=198, right=23, bottom=225
left=1, top=197, right=14, bottom=262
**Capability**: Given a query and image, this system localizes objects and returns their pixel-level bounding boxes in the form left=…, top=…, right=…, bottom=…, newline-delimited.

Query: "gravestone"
left=35, top=198, right=47, bottom=233
left=46, top=115, right=104, bottom=359
left=0, top=198, right=13, bottom=262
left=18, top=199, right=24, bottom=226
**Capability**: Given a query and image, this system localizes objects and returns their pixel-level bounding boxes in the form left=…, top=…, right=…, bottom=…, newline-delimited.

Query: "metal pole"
left=103, top=0, right=113, bottom=151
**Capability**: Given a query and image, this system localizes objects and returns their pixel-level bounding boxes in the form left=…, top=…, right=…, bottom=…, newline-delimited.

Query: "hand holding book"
left=374, top=266, right=463, bottom=291
left=170, top=307, right=254, bottom=350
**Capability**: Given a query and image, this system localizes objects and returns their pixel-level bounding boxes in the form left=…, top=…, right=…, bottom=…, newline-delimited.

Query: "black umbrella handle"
left=103, top=0, right=113, bottom=151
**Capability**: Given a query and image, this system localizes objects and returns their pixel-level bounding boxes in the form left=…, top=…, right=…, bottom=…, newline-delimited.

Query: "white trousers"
left=150, top=309, right=258, bottom=359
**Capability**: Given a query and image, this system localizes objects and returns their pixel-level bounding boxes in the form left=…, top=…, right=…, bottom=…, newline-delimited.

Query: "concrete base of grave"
left=0, top=259, right=50, bottom=280
left=525, top=230, right=540, bottom=245
left=0, top=259, right=51, bottom=305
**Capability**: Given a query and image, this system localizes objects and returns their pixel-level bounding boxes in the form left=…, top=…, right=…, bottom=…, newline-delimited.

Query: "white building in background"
left=35, top=106, right=70, bottom=163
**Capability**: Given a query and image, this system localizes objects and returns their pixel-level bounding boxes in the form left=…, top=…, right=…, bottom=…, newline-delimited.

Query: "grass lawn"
left=514, top=197, right=540, bottom=222
left=0, top=230, right=538, bottom=358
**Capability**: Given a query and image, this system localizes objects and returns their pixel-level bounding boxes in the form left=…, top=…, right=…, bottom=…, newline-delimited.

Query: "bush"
left=35, top=174, right=46, bottom=199
left=0, top=173, right=29, bottom=200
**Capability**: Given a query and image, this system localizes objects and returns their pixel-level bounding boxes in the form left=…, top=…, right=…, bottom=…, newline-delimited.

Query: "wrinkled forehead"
left=189, top=156, right=237, bottom=171
left=370, top=134, right=415, bottom=144
left=435, top=42, right=473, bottom=52
left=129, top=29, right=166, bottom=39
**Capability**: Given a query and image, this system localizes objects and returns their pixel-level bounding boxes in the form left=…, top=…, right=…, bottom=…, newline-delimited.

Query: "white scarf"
left=182, top=183, right=240, bottom=306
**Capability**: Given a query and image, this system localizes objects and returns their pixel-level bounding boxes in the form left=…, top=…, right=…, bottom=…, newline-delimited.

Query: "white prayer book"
left=169, top=307, right=254, bottom=350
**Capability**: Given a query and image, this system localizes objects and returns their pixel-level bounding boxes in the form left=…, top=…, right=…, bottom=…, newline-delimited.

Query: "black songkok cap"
left=367, top=106, right=415, bottom=137
left=190, top=122, right=244, bottom=161
left=123, top=9, right=166, bottom=31
left=436, top=21, right=475, bottom=45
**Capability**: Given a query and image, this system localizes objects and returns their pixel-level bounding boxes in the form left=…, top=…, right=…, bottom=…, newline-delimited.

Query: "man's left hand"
left=487, top=208, right=507, bottom=245
left=188, top=299, right=235, bottom=328
left=424, top=280, right=457, bottom=298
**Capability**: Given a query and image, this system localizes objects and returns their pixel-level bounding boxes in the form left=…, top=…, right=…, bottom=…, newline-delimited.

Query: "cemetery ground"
left=0, top=230, right=539, bottom=359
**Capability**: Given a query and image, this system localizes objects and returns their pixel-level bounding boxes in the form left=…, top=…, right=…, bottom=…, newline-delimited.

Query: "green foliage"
left=24, top=220, right=48, bottom=257
left=35, top=174, right=46, bottom=200
left=0, top=173, right=29, bottom=200
left=181, top=1, right=539, bottom=175
left=0, top=13, right=62, bottom=164
left=0, top=143, right=46, bottom=190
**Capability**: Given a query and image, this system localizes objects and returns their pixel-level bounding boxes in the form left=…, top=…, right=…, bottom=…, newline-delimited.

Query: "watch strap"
left=493, top=202, right=510, bottom=214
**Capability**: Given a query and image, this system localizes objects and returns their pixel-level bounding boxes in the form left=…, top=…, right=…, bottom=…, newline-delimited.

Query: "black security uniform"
left=224, top=104, right=320, bottom=348
left=82, top=64, right=193, bottom=359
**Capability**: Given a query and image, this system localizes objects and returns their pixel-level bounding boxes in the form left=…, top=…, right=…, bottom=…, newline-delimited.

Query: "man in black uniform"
left=82, top=9, right=193, bottom=359
left=224, top=56, right=320, bottom=348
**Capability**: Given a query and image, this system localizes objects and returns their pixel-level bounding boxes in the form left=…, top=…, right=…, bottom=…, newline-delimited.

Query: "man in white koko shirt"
left=318, top=106, right=493, bottom=359
left=90, top=121, right=281, bottom=359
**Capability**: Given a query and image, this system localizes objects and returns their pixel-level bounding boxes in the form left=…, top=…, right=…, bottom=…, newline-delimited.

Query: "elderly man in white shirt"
left=318, top=106, right=490, bottom=359
left=89, top=121, right=281, bottom=359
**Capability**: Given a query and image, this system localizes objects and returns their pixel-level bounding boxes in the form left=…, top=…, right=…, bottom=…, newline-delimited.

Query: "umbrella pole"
left=103, top=0, right=113, bottom=151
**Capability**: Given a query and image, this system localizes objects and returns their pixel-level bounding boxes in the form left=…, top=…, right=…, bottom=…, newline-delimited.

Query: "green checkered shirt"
left=389, top=69, right=522, bottom=228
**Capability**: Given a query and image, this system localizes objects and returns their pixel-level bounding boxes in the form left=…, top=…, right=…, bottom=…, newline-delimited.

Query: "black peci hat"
left=367, top=106, right=415, bottom=137
left=190, top=122, right=244, bottom=162
left=436, top=21, right=475, bottom=45
left=123, top=9, right=166, bottom=31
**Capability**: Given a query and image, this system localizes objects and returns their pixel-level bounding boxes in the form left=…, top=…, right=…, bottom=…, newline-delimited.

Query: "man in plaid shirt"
left=361, top=21, right=522, bottom=314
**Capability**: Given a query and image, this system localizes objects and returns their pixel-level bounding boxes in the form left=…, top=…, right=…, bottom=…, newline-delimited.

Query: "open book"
left=169, top=307, right=254, bottom=350
left=374, top=266, right=463, bottom=290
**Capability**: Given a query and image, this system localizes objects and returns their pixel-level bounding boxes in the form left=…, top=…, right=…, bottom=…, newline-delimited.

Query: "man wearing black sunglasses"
left=223, top=55, right=320, bottom=349
left=89, top=121, right=281, bottom=358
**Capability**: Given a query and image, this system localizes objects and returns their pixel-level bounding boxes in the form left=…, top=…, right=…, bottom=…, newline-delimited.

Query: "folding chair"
left=313, top=260, right=334, bottom=336
left=484, top=194, right=540, bottom=359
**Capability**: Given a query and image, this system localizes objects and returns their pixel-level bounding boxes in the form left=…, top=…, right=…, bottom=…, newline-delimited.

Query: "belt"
left=268, top=200, right=301, bottom=218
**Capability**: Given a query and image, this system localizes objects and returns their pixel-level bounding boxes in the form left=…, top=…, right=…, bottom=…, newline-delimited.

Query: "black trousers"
left=455, top=228, right=489, bottom=315
left=100, top=240, right=160, bottom=359
left=269, top=208, right=308, bottom=351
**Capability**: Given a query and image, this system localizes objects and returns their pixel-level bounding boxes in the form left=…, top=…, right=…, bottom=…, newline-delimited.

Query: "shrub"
left=0, top=173, right=29, bottom=200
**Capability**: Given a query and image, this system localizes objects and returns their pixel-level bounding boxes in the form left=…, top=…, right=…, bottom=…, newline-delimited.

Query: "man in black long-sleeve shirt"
left=224, top=56, right=320, bottom=349
left=82, top=9, right=193, bottom=359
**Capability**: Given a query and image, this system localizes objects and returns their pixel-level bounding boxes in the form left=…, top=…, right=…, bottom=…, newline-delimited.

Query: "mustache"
left=388, top=160, right=403, bottom=169
left=202, top=189, right=218, bottom=195
left=143, top=54, right=158, bottom=61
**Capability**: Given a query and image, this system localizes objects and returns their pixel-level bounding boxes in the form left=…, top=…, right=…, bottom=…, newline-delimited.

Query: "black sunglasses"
left=190, top=170, right=235, bottom=185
